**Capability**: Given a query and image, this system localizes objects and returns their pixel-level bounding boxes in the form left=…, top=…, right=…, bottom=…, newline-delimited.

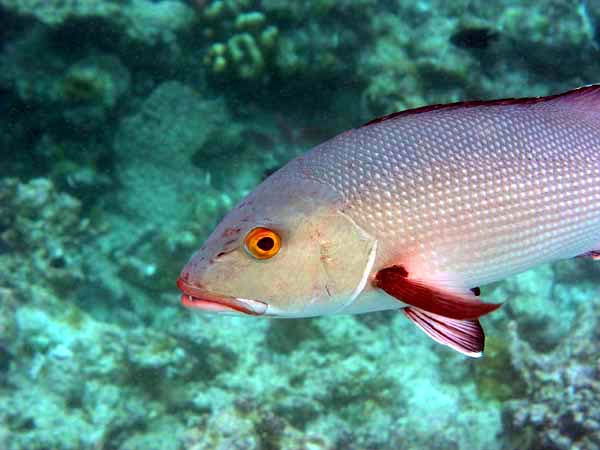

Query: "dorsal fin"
left=362, top=84, right=600, bottom=127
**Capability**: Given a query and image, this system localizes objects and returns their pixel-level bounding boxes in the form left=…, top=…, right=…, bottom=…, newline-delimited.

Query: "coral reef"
left=0, top=0, right=195, bottom=45
left=113, top=81, right=227, bottom=229
left=1, top=0, right=600, bottom=449
left=197, top=0, right=376, bottom=86
left=0, top=177, right=89, bottom=296
left=201, top=1, right=278, bottom=80
left=503, top=301, right=600, bottom=450
left=110, top=81, right=240, bottom=291
left=360, top=0, right=600, bottom=116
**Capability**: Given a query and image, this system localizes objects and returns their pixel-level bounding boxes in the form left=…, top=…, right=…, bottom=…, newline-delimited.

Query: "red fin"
left=577, top=250, right=600, bottom=260
left=362, top=84, right=600, bottom=127
left=403, top=307, right=484, bottom=358
left=374, top=265, right=501, bottom=320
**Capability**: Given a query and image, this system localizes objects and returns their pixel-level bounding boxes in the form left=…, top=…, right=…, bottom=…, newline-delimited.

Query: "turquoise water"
left=1, top=1, right=600, bottom=449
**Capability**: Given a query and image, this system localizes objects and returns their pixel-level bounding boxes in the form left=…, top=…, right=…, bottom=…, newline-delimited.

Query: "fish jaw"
left=176, top=277, right=268, bottom=316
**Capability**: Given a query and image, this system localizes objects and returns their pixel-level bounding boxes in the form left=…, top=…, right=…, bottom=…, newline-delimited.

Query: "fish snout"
left=176, top=276, right=268, bottom=316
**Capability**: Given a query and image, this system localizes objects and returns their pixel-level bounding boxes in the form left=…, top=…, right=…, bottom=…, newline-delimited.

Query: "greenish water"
left=1, top=1, right=600, bottom=449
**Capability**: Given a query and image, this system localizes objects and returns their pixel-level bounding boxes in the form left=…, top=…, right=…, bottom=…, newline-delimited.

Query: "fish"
left=178, top=85, right=600, bottom=357
left=450, top=26, right=499, bottom=50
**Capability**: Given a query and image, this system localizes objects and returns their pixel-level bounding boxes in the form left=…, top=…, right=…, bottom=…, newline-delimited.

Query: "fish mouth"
left=176, top=277, right=268, bottom=316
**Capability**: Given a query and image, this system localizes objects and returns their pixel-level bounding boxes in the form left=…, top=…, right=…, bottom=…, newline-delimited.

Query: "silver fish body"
left=179, top=86, right=600, bottom=356
left=286, top=89, right=600, bottom=290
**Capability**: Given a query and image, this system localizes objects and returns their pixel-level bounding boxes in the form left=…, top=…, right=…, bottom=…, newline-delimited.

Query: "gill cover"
left=275, top=206, right=378, bottom=317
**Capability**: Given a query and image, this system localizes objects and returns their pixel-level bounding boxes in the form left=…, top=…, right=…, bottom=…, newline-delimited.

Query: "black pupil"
left=257, top=236, right=275, bottom=251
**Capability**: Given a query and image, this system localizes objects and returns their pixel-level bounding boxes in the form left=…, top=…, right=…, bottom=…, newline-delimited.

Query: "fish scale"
left=293, top=96, right=600, bottom=287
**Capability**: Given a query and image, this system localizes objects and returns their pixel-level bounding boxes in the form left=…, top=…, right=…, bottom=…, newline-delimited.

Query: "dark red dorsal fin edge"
left=362, top=84, right=600, bottom=127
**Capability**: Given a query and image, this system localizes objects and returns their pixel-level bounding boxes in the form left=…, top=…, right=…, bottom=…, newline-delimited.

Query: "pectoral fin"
left=577, top=250, right=600, bottom=260
left=403, top=307, right=484, bottom=358
left=374, top=265, right=501, bottom=320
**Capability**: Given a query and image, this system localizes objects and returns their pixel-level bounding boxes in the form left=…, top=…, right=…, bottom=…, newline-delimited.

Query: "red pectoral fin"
left=374, top=265, right=502, bottom=320
left=577, top=250, right=600, bottom=260
left=403, top=307, right=484, bottom=357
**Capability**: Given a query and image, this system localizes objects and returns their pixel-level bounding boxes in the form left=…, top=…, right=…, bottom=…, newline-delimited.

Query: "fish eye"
left=244, top=227, right=281, bottom=260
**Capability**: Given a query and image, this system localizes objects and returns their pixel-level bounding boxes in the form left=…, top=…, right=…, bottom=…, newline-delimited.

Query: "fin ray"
left=403, top=307, right=484, bottom=357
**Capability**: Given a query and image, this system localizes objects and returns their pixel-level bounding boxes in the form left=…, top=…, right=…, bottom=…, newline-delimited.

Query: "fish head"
left=178, top=172, right=377, bottom=317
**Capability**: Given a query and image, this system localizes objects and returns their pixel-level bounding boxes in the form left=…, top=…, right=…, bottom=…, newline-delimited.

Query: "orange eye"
left=244, top=227, right=281, bottom=260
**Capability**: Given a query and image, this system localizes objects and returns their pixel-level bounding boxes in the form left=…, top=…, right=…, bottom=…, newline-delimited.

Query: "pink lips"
left=176, top=277, right=267, bottom=315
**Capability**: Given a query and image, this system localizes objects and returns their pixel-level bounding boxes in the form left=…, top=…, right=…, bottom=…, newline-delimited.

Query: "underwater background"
left=1, top=0, right=600, bottom=449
